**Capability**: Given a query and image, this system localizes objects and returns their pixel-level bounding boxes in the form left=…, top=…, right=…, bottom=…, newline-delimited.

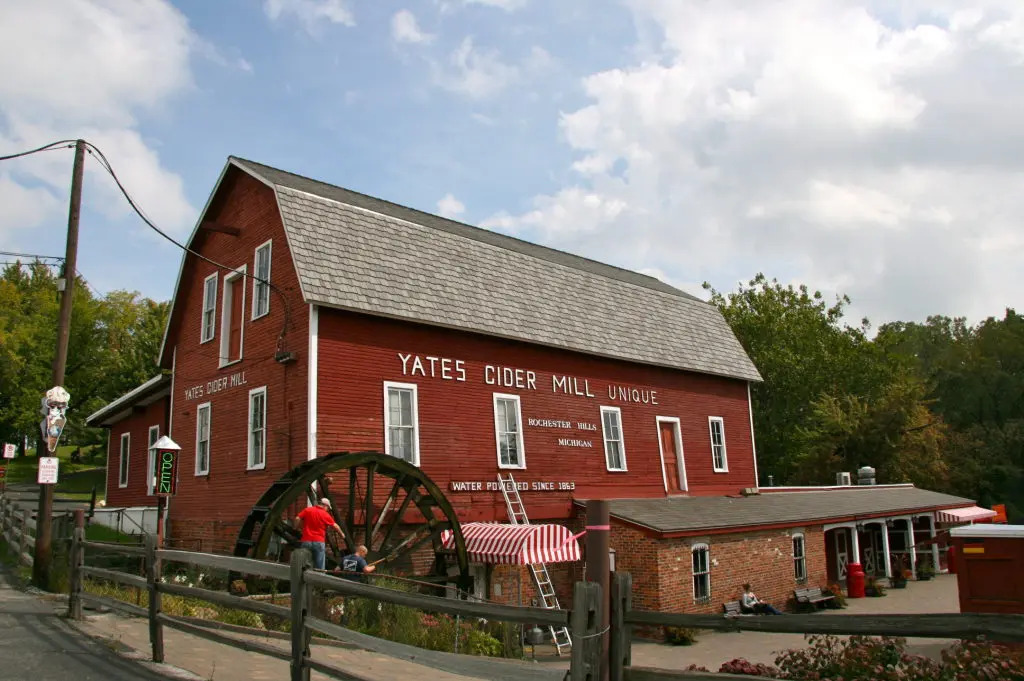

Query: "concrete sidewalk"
left=0, top=570, right=183, bottom=680
left=73, top=603, right=566, bottom=681
left=631, top=574, right=960, bottom=672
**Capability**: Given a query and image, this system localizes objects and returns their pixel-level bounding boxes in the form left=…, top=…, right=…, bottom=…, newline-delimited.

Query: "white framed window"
left=383, top=381, right=419, bottom=465
left=252, top=240, right=272, bottom=319
left=709, top=416, right=728, bottom=472
left=493, top=393, right=525, bottom=469
left=692, top=543, right=711, bottom=603
left=248, top=387, right=267, bottom=470
left=147, top=425, right=159, bottom=495
left=219, top=266, right=247, bottom=367
left=601, top=406, right=627, bottom=471
left=195, top=402, right=211, bottom=476
left=793, top=533, right=807, bottom=582
left=118, top=432, right=130, bottom=488
left=201, top=272, right=217, bottom=343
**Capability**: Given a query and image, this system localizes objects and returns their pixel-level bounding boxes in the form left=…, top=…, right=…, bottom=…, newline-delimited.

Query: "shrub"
left=719, top=658, right=779, bottom=676
left=663, top=626, right=700, bottom=645
left=823, top=583, right=847, bottom=608
left=768, top=635, right=1024, bottom=681
left=462, top=629, right=503, bottom=657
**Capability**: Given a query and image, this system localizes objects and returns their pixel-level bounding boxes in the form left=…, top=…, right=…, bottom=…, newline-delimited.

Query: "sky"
left=1, top=0, right=1023, bottom=328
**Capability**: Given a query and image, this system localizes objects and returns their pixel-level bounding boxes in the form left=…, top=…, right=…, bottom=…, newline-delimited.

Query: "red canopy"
left=937, top=506, right=997, bottom=524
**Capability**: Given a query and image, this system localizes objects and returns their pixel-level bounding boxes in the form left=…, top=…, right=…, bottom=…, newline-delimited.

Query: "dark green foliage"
left=708, top=274, right=1023, bottom=519
left=663, top=626, right=700, bottom=645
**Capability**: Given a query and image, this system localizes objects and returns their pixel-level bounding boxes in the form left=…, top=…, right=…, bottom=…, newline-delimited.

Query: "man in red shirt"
left=294, top=498, right=345, bottom=570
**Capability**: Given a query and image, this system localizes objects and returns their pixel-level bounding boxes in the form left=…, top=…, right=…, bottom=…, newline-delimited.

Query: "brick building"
left=88, top=157, right=990, bottom=617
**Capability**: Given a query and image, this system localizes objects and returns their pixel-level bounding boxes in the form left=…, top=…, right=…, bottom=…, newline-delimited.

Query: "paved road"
left=0, top=572, right=180, bottom=680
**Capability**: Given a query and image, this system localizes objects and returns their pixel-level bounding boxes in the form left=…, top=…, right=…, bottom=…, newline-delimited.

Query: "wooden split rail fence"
left=66, top=511, right=603, bottom=681
left=0, top=495, right=36, bottom=568
left=608, top=572, right=1024, bottom=681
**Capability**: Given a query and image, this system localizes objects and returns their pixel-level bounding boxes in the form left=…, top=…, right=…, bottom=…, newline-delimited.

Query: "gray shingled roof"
left=602, top=487, right=979, bottom=533
left=233, top=158, right=762, bottom=382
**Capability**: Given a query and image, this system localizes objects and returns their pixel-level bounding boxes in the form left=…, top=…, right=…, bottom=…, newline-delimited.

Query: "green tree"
left=704, top=274, right=893, bottom=484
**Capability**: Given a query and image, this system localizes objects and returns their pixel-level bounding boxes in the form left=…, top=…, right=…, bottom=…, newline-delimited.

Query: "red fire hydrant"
left=847, top=562, right=866, bottom=598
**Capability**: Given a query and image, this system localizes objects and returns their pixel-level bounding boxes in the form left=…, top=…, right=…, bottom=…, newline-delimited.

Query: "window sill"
left=497, top=463, right=526, bottom=470
left=195, top=471, right=210, bottom=478
left=251, top=310, right=269, bottom=322
left=247, top=463, right=267, bottom=472
left=712, top=468, right=730, bottom=474
left=606, top=468, right=629, bottom=473
left=219, top=358, right=242, bottom=370
left=200, top=336, right=215, bottom=345
left=118, top=483, right=128, bottom=489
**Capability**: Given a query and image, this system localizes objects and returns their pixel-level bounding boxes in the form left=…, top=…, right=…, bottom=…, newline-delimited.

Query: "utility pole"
left=33, top=138, right=85, bottom=589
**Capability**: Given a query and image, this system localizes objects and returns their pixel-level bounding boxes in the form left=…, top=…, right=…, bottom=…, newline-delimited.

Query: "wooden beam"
left=81, top=565, right=147, bottom=590
left=305, top=570, right=568, bottom=626
left=159, top=581, right=289, bottom=619
left=157, top=614, right=292, bottom=662
left=624, top=610, right=1024, bottom=642
left=199, top=221, right=240, bottom=236
left=157, top=549, right=292, bottom=581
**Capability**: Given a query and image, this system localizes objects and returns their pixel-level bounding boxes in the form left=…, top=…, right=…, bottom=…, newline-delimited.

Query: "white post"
left=850, top=525, right=861, bottom=563
left=928, top=514, right=940, bottom=572
left=880, top=521, right=892, bottom=578
left=905, top=516, right=917, bottom=576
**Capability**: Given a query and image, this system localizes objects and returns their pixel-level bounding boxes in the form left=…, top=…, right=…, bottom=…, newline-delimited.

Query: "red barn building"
left=89, top=157, right=992, bottom=616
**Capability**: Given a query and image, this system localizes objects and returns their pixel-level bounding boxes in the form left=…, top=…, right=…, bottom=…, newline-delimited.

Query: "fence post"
left=290, top=548, right=312, bottom=681
left=19, top=508, right=30, bottom=564
left=609, top=572, right=632, bottom=681
left=145, top=534, right=164, bottom=662
left=570, top=580, right=603, bottom=681
left=68, top=510, right=85, bottom=620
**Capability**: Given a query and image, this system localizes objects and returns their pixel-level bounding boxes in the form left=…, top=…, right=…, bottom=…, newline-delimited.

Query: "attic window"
left=252, top=240, right=271, bottom=319
left=201, top=273, right=217, bottom=343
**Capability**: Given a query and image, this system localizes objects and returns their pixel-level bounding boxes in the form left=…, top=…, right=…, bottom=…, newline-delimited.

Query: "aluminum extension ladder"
left=497, top=473, right=573, bottom=656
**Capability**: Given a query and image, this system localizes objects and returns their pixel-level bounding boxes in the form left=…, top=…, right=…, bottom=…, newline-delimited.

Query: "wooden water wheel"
left=232, top=451, right=470, bottom=589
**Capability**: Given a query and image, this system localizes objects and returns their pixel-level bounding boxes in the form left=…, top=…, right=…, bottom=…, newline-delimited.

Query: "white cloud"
left=434, top=37, right=519, bottom=99
left=392, top=9, right=433, bottom=45
left=263, top=0, right=354, bottom=34
left=463, top=0, right=528, bottom=10
left=0, top=0, right=196, bottom=243
left=437, top=193, right=466, bottom=218
left=485, top=0, right=1024, bottom=324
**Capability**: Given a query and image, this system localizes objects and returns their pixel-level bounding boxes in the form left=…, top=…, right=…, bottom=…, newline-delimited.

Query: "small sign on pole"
left=152, top=436, right=181, bottom=497
left=38, top=457, right=59, bottom=485
left=2, top=443, right=15, bottom=459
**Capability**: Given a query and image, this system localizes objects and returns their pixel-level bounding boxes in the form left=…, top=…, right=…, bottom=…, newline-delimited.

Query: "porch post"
left=927, top=514, right=940, bottom=572
left=880, top=521, right=892, bottom=579
left=849, top=525, right=860, bottom=563
left=905, top=517, right=917, bottom=576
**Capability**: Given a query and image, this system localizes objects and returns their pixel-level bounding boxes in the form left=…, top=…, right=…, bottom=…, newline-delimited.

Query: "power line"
left=0, top=250, right=64, bottom=261
left=81, top=141, right=292, bottom=353
left=0, top=139, right=294, bottom=352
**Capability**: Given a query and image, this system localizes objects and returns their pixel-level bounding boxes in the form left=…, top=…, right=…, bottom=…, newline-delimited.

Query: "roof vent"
left=857, top=466, right=876, bottom=486
left=836, top=472, right=852, bottom=486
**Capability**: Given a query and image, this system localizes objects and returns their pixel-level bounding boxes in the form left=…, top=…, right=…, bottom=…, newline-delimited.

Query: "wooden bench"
left=722, top=600, right=751, bottom=617
left=794, top=587, right=836, bottom=611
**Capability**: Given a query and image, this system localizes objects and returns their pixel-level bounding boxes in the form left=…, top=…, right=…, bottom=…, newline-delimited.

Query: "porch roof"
left=598, top=487, right=980, bottom=535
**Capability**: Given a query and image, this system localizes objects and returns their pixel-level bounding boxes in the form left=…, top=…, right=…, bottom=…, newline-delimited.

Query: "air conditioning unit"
left=836, top=472, right=852, bottom=486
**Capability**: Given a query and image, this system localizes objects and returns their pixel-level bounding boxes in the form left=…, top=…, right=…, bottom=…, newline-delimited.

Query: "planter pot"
left=918, top=574, right=933, bottom=581
left=889, top=580, right=907, bottom=589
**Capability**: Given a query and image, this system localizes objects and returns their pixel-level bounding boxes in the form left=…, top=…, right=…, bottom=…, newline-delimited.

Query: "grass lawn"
left=2, top=444, right=106, bottom=501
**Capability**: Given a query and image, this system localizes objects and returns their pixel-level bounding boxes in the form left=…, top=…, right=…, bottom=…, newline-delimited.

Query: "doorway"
left=657, top=417, right=687, bottom=494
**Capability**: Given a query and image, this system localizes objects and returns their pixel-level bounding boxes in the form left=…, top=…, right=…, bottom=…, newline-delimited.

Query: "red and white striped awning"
left=441, top=522, right=582, bottom=565
left=937, top=506, right=998, bottom=524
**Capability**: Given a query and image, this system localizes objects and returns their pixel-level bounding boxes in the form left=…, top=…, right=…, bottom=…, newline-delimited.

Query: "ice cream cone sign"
left=39, top=386, right=70, bottom=453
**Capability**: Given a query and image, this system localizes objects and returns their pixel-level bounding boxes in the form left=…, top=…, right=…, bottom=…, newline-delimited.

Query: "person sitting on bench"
left=741, top=584, right=783, bottom=615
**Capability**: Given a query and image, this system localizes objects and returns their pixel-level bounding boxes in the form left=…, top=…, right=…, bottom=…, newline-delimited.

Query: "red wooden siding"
left=316, top=309, right=757, bottom=523
left=163, top=170, right=310, bottom=550
left=104, top=397, right=168, bottom=508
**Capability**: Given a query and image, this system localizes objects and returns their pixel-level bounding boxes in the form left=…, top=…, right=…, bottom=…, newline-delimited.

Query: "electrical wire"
left=0, top=250, right=64, bottom=261
left=0, top=139, right=76, bottom=162
left=0, top=139, right=294, bottom=353
left=81, top=141, right=293, bottom=353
